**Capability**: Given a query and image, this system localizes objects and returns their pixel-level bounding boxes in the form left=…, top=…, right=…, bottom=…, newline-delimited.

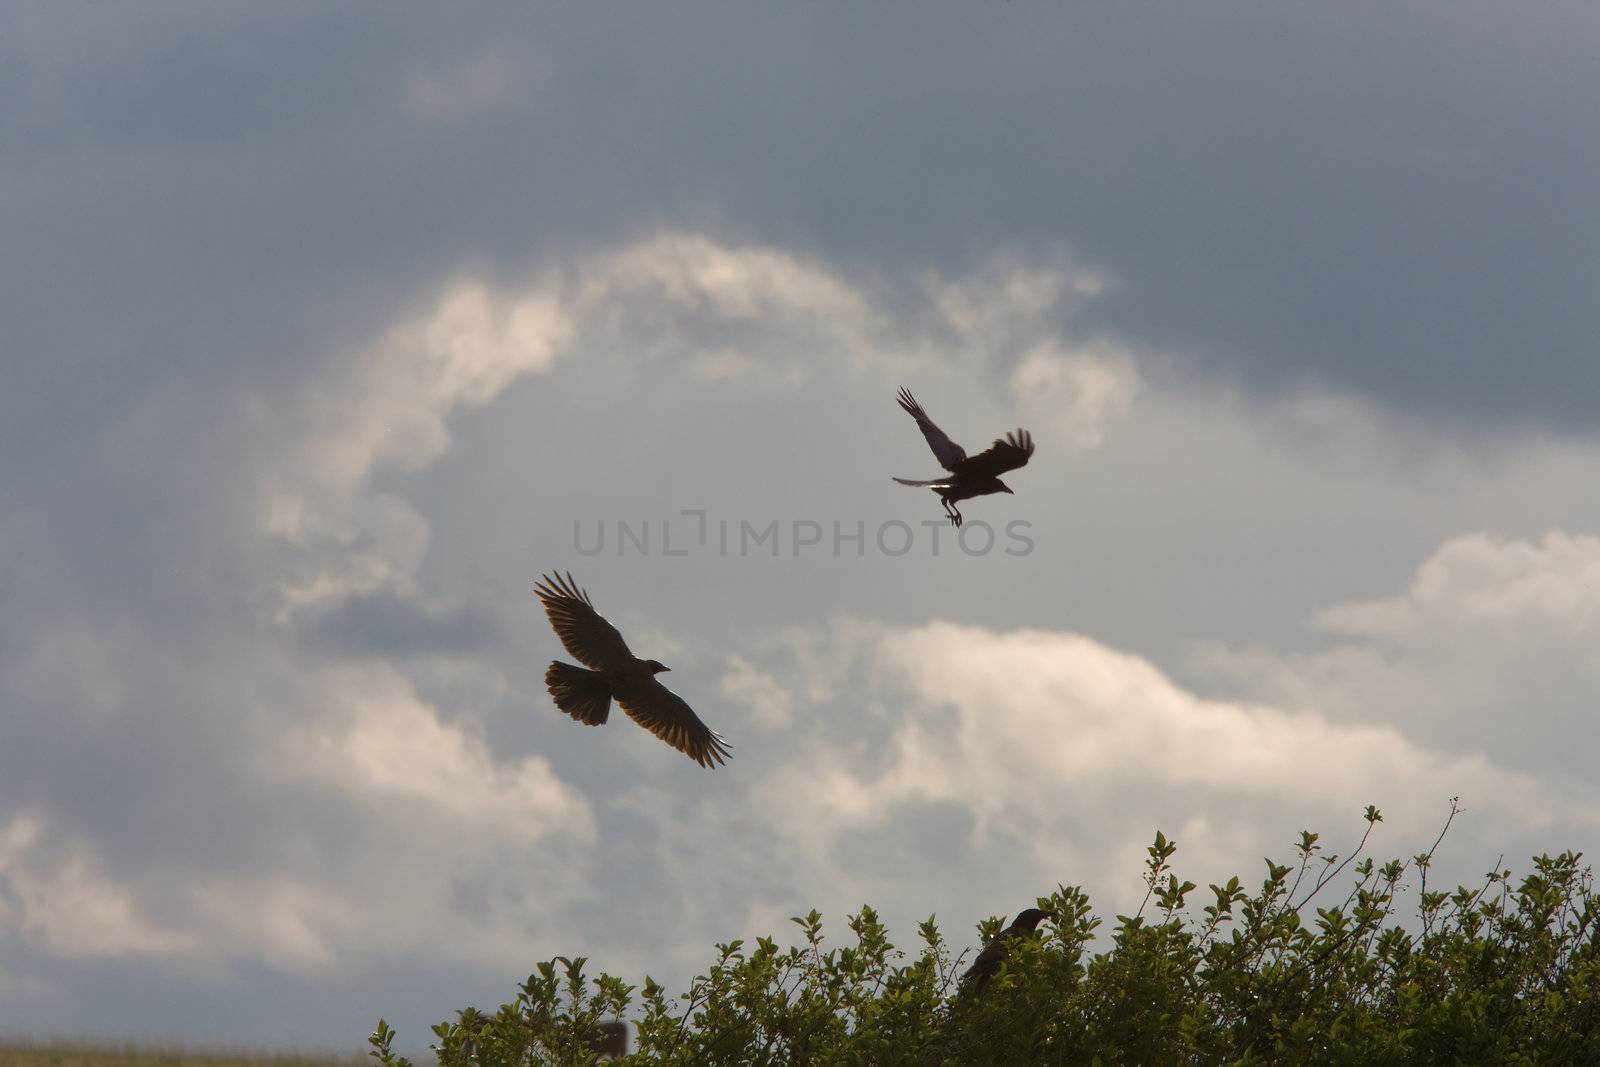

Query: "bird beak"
left=660, top=665, right=672, bottom=672
left=1002, top=485, right=1014, bottom=494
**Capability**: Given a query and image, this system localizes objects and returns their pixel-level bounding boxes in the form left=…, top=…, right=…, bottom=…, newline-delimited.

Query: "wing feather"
left=534, top=571, right=634, bottom=671
left=954, top=429, right=1034, bottom=478
left=617, top=677, right=733, bottom=769
left=897, top=388, right=967, bottom=472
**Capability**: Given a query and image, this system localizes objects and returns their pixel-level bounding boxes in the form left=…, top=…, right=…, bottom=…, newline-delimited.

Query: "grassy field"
left=0, top=1040, right=361, bottom=1067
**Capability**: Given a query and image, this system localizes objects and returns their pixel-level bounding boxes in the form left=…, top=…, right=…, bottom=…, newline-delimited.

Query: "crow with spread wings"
left=892, top=388, right=1035, bottom=527
left=534, top=572, right=731, bottom=768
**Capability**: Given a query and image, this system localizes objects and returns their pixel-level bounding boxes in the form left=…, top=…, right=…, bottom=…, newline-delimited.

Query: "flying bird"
left=534, top=572, right=731, bottom=768
left=961, top=907, right=1051, bottom=991
left=892, top=388, right=1034, bottom=527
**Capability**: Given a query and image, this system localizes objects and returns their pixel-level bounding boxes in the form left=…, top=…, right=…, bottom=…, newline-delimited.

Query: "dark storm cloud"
left=7, top=2, right=1600, bottom=445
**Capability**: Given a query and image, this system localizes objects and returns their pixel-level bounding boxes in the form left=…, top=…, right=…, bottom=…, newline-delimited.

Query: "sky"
left=4, top=0, right=1600, bottom=1053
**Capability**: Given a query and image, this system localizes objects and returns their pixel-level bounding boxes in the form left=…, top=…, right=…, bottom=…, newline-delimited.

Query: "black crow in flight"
left=535, top=572, right=731, bottom=768
left=893, top=388, right=1035, bottom=527
left=961, top=907, right=1051, bottom=991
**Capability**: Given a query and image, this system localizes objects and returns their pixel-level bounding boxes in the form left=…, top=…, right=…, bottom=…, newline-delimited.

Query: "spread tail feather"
left=546, top=661, right=612, bottom=725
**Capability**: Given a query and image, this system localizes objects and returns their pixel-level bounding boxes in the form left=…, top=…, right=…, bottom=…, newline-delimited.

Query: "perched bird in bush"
left=535, top=571, right=732, bottom=768
left=962, top=908, right=1051, bottom=990
left=892, top=387, right=1035, bottom=527
left=585, top=1020, right=628, bottom=1059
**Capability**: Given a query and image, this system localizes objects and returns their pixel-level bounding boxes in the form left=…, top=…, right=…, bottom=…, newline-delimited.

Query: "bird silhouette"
left=961, top=907, right=1051, bottom=991
left=892, top=388, right=1034, bottom=527
left=535, top=572, right=731, bottom=768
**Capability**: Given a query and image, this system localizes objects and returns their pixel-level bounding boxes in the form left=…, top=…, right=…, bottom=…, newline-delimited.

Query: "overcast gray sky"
left=4, top=1, right=1600, bottom=1053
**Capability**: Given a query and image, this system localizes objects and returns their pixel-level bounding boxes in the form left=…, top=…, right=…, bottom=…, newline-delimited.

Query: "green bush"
left=372, top=803, right=1600, bottom=1066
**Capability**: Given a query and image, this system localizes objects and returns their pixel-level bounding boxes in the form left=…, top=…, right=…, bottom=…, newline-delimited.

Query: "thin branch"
left=1291, top=817, right=1380, bottom=914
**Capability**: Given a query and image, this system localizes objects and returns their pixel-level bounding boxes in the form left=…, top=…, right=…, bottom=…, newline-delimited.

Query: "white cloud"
left=581, top=233, right=872, bottom=328
left=719, top=654, right=794, bottom=730
left=0, top=813, right=197, bottom=960
left=868, top=621, right=1559, bottom=818
left=183, top=878, right=353, bottom=973
left=928, top=257, right=1110, bottom=352
left=286, top=664, right=592, bottom=843
left=256, top=275, right=573, bottom=632
left=254, top=228, right=1134, bottom=634
left=1191, top=531, right=1600, bottom=784
left=0, top=653, right=598, bottom=974
left=1317, top=530, right=1600, bottom=639
left=1010, top=339, right=1140, bottom=448
left=690, top=612, right=1599, bottom=942
left=264, top=279, right=572, bottom=607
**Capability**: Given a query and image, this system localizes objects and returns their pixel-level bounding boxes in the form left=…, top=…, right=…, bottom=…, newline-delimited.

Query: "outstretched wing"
left=617, top=676, right=733, bottom=768
left=534, top=572, right=634, bottom=671
left=897, top=388, right=967, bottom=472
left=955, top=429, right=1034, bottom=478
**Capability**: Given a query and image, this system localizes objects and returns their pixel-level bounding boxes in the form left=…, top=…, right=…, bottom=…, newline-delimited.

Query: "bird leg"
left=944, top=500, right=963, bottom=527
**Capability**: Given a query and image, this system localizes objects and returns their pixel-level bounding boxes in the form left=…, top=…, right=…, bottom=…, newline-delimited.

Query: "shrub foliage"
left=371, top=804, right=1600, bottom=1065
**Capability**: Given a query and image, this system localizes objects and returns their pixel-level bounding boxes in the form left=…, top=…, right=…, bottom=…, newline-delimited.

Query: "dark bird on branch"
left=892, top=388, right=1034, bottom=527
left=534, top=572, right=731, bottom=768
left=585, top=1020, right=628, bottom=1059
left=961, top=908, right=1051, bottom=991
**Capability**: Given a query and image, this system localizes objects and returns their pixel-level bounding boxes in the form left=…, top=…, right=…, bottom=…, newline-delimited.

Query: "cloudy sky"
left=5, top=1, right=1600, bottom=1052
